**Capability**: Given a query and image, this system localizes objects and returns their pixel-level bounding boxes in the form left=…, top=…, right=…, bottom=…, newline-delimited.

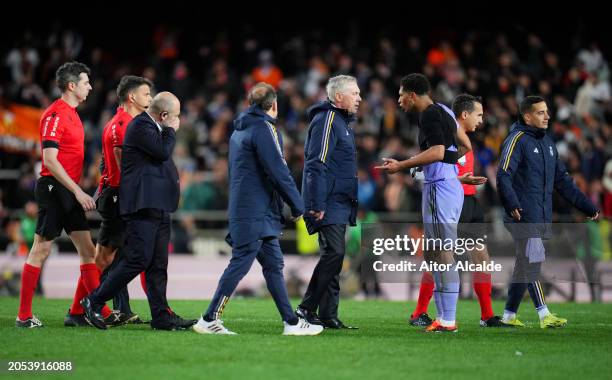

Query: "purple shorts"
left=422, top=178, right=464, bottom=241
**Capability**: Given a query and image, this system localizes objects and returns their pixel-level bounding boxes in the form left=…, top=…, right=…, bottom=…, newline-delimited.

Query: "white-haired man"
left=296, top=75, right=361, bottom=329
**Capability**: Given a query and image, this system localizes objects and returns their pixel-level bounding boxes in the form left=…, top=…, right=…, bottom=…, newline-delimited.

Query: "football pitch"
left=1, top=298, right=611, bottom=379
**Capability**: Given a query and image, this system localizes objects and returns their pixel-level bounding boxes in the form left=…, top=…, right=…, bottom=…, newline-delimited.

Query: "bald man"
left=82, top=92, right=196, bottom=330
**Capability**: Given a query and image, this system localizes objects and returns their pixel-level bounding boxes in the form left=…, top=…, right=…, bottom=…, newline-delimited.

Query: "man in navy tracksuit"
left=296, top=75, right=360, bottom=329
left=497, top=96, right=599, bottom=328
left=193, top=83, right=323, bottom=336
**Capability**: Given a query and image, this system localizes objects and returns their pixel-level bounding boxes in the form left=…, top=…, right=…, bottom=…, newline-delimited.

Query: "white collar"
left=145, top=111, right=163, bottom=132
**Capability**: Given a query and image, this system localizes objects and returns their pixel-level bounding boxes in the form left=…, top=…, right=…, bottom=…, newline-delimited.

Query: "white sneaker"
left=192, top=317, right=237, bottom=335
left=283, top=318, right=324, bottom=336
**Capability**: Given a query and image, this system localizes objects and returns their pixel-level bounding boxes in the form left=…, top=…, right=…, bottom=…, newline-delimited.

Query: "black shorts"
left=35, top=176, right=89, bottom=240
left=458, top=195, right=487, bottom=239
left=96, top=185, right=126, bottom=248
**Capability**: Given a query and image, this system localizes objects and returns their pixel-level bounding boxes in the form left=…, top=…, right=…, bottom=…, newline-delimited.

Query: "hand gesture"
left=458, top=172, right=487, bottom=185
left=374, top=158, right=402, bottom=174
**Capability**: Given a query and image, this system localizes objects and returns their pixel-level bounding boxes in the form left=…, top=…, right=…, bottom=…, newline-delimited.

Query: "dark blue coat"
left=227, top=105, right=304, bottom=247
left=302, top=101, right=358, bottom=234
left=119, top=112, right=180, bottom=215
left=497, top=122, right=597, bottom=228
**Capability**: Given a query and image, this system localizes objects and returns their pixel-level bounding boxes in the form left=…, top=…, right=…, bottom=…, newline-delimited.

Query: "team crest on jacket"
left=549, top=146, right=554, bottom=156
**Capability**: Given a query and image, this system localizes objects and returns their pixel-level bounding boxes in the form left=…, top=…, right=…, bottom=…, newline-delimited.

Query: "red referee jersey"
left=100, top=107, right=133, bottom=187
left=39, top=99, right=85, bottom=183
left=456, top=150, right=476, bottom=196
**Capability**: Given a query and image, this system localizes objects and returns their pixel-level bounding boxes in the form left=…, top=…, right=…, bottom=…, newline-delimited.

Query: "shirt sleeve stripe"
left=319, top=111, right=332, bottom=161
left=502, top=131, right=524, bottom=171
left=265, top=121, right=284, bottom=159
left=320, top=112, right=335, bottom=163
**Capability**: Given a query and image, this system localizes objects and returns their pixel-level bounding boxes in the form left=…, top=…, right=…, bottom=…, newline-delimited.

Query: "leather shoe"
left=151, top=312, right=197, bottom=331
left=320, top=317, right=358, bottom=329
left=295, top=306, right=322, bottom=325
left=80, top=297, right=107, bottom=330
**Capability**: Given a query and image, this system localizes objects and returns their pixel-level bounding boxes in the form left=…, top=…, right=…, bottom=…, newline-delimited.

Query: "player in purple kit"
left=376, top=73, right=471, bottom=332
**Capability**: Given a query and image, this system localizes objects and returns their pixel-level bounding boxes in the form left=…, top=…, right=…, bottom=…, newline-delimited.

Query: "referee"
left=17, top=62, right=116, bottom=328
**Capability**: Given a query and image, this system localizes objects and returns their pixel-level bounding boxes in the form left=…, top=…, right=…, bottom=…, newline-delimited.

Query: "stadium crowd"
left=1, top=24, right=611, bottom=254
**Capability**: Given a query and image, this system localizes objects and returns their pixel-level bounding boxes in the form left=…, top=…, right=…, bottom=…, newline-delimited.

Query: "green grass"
left=1, top=298, right=611, bottom=380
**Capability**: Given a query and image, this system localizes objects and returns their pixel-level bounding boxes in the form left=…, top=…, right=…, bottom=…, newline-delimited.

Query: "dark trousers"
left=100, top=247, right=132, bottom=315
left=204, top=237, right=296, bottom=323
left=299, top=224, right=346, bottom=319
left=90, top=209, right=170, bottom=321
left=505, top=239, right=546, bottom=313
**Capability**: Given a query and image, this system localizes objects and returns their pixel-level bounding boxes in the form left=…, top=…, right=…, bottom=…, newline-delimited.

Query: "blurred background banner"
left=0, top=103, right=42, bottom=154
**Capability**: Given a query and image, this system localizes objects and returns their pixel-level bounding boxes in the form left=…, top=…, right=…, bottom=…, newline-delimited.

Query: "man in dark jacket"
left=296, top=75, right=360, bottom=329
left=497, top=95, right=599, bottom=328
left=82, top=92, right=196, bottom=331
left=193, top=83, right=323, bottom=336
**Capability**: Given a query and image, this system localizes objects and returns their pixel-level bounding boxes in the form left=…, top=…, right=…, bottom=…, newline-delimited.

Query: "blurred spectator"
left=0, top=23, right=610, bottom=255
left=5, top=41, right=39, bottom=84
left=357, top=168, right=376, bottom=210
left=251, top=50, right=283, bottom=89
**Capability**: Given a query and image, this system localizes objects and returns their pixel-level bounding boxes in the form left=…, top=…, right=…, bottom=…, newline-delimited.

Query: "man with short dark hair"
left=377, top=73, right=471, bottom=332
left=497, top=95, right=599, bottom=328
left=17, top=62, right=116, bottom=328
left=408, top=93, right=507, bottom=328
left=193, top=82, right=322, bottom=336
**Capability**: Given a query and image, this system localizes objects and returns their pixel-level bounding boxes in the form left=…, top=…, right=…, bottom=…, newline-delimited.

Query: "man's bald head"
left=148, top=91, right=181, bottom=130
left=149, top=91, right=180, bottom=115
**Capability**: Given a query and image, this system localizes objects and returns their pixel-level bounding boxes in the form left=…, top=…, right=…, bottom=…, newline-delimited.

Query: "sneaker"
left=540, top=313, right=567, bottom=329
left=424, top=320, right=441, bottom=332
left=502, top=316, right=526, bottom=327
left=409, top=312, right=433, bottom=327
left=64, top=310, right=89, bottom=327
left=425, top=321, right=458, bottom=333
left=283, top=318, right=324, bottom=336
left=192, top=316, right=237, bottom=335
left=16, top=315, right=43, bottom=328
left=480, top=315, right=512, bottom=327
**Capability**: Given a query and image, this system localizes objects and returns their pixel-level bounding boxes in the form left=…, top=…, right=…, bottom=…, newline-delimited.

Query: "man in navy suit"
left=82, top=92, right=196, bottom=331
left=192, top=83, right=323, bottom=336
